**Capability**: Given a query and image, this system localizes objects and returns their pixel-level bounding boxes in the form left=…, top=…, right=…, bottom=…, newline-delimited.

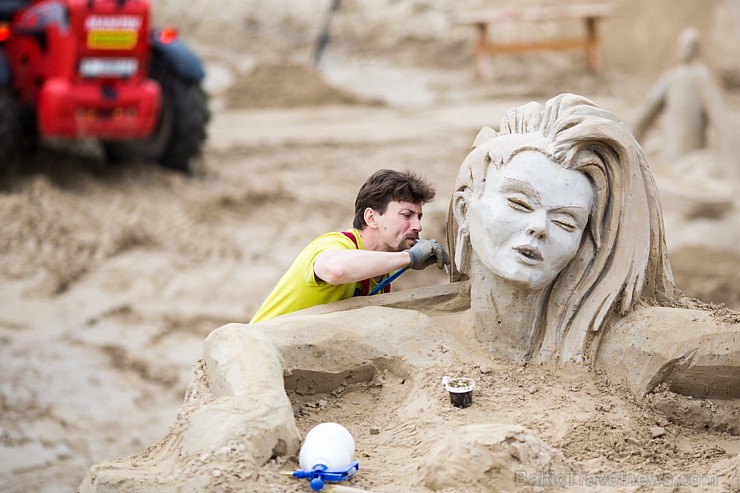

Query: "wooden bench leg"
left=584, top=17, right=603, bottom=74
left=474, top=23, right=493, bottom=79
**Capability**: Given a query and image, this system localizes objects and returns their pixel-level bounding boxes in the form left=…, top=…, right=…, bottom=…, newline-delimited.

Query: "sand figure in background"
left=631, top=27, right=736, bottom=216
left=79, top=94, right=739, bottom=493
left=632, top=27, right=730, bottom=165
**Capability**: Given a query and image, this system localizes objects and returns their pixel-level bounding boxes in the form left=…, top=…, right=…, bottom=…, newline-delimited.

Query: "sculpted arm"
left=631, top=74, right=670, bottom=142
left=697, top=67, right=734, bottom=160
left=197, top=324, right=300, bottom=461
left=596, top=307, right=740, bottom=399
left=203, top=324, right=287, bottom=397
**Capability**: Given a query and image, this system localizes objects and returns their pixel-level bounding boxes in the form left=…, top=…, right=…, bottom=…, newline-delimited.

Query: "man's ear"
left=363, top=207, right=377, bottom=228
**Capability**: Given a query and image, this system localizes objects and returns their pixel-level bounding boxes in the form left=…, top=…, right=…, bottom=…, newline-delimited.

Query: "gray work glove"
left=406, top=239, right=450, bottom=270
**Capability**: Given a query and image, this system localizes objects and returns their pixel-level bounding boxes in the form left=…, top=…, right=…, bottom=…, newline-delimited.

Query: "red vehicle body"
left=0, top=0, right=209, bottom=172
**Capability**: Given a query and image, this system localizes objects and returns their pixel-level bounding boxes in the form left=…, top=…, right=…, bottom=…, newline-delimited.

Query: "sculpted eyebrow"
left=551, top=204, right=589, bottom=212
left=500, top=178, right=542, bottom=204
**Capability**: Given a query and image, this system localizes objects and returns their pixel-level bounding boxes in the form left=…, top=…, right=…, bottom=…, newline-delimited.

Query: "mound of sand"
left=223, top=63, right=379, bottom=109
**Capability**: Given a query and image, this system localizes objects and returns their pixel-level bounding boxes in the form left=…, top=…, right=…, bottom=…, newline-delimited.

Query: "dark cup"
left=443, top=376, right=475, bottom=409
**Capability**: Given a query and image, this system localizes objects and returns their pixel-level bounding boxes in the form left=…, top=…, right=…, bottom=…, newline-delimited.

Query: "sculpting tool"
left=369, top=268, right=406, bottom=295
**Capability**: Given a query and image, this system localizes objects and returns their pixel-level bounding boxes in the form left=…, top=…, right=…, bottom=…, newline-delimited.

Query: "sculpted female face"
left=467, top=150, right=593, bottom=289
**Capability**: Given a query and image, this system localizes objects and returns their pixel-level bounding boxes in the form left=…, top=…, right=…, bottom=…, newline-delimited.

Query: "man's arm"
left=314, top=249, right=411, bottom=285
left=314, top=239, right=449, bottom=285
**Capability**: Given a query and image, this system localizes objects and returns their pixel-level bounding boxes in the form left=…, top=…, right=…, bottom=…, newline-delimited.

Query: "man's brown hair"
left=353, top=169, right=436, bottom=229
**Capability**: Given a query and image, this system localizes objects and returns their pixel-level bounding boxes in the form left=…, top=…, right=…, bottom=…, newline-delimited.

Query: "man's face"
left=467, top=150, right=593, bottom=289
left=374, top=200, right=423, bottom=252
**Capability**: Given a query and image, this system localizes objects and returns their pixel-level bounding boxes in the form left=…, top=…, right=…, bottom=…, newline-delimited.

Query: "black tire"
left=0, top=88, right=23, bottom=176
left=158, top=72, right=209, bottom=172
left=103, top=69, right=210, bottom=173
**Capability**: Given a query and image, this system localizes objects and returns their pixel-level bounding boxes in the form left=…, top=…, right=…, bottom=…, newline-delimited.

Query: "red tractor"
left=0, top=0, right=209, bottom=173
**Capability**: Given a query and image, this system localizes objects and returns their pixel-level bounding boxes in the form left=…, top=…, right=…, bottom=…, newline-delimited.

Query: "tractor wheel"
left=0, top=88, right=22, bottom=172
left=103, top=70, right=209, bottom=173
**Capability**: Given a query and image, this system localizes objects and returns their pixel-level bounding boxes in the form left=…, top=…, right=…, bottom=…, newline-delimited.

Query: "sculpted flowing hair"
left=448, top=94, right=676, bottom=362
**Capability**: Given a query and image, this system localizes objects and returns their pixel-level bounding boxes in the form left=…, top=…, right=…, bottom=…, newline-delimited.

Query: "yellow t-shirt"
left=250, top=229, right=385, bottom=323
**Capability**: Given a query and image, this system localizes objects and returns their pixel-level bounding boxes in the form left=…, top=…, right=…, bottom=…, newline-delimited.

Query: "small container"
left=442, top=376, right=476, bottom=408
left=299, top=422, right=355, bottom=472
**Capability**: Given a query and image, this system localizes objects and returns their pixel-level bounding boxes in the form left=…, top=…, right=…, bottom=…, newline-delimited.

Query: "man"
left=250, top=169, right=449, bottom=323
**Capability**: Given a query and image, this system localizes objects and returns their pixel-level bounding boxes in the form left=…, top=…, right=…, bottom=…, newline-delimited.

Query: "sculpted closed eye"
left=553, top=219, right=576, bottom=232
left=551, top=208, right=588, bottom=232
left=507, top=197, right=533, bottom=212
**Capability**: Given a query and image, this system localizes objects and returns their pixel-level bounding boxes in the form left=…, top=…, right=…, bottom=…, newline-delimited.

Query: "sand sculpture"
left=79, top=94, right=739, bottom=492
left=631, top=27, right=737, bottom=216
left=632, top=27, right=731, bottom=166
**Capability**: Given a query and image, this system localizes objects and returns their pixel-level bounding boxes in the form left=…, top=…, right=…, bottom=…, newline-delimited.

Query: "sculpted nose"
left=525, top=211, right=547, bottom=240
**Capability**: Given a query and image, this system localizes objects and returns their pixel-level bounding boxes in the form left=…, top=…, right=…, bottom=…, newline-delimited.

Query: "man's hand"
left=406, top=239, right=450, bottom=270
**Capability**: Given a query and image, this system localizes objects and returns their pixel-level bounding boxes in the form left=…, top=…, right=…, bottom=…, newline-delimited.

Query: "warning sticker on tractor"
left=87, top=29, right=138, bottom=50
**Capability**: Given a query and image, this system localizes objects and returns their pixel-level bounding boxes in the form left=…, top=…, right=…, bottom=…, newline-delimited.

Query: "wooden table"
left=455, top=4, right=617, bottom=79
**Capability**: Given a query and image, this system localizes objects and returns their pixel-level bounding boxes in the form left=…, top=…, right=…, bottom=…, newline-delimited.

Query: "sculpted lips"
left=514, top=245, right=543, bottom=264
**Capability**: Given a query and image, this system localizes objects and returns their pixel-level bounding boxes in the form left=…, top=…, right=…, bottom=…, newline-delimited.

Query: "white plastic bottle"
left=299, top=422, right=355, bottom=472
